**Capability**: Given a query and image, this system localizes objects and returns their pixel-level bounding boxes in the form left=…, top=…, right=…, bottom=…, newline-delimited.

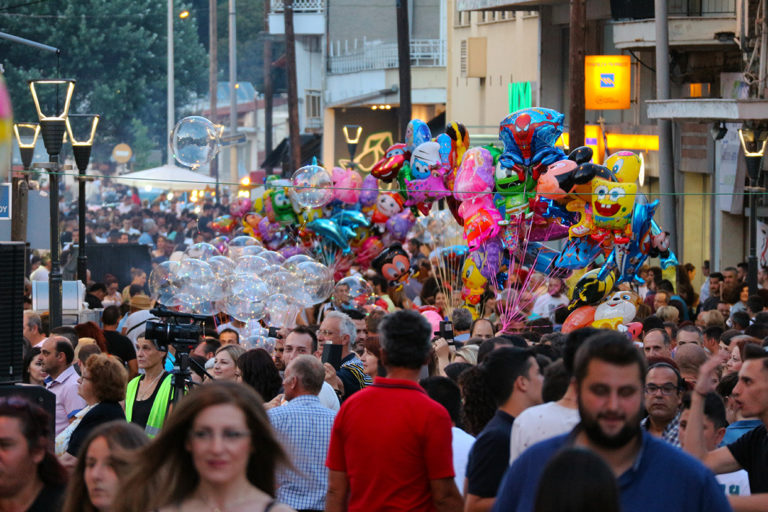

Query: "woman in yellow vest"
left=124, top=337, right=173, bottom=437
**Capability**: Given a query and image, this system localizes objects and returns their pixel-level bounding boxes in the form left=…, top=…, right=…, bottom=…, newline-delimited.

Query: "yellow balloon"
left=604, top=151, right=641, bottom=183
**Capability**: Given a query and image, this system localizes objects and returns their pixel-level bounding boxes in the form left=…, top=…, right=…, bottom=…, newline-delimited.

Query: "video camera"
left=144, top=306, right=205, bottom=352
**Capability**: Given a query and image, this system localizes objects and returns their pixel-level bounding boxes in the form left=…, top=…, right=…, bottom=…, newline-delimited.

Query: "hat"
left=130, top=294, right=153, bottom=310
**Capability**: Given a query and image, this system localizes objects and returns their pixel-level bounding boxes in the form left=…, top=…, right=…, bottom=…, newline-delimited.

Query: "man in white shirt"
left=122, top=294, right=157, bottom=347
left=531, top=277, right=569, bottom=323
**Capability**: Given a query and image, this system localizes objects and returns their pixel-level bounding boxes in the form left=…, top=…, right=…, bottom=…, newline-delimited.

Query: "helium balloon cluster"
left=148, top=240, right=334, bottom=337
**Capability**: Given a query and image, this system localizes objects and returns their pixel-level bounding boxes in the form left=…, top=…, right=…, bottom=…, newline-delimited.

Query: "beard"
left=578, top=400, right=642, bottom=449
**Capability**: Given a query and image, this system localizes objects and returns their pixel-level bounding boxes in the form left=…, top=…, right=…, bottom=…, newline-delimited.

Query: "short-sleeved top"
left=727, top=424, right=768, bottom=493
left=336, top=353, right=372, bottom=400
left=466, top=409, right=515, bottom=498
left=326, top=377, right=455, bottom=512
left=509, top=401, right=580, bottom=464
left=46, top=365, right=87, bottom=436
left=492, top=428, right=732, bottom=512
left=104, top=330, right=137, bottom=367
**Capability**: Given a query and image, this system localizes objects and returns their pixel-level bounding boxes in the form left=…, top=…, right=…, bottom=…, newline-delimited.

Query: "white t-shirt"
left=716, top=470, right=750, bottom=497
left=452, top=426, right=475, bottom=495
left=509, top=401, right=580, bottom=464
left=531, top=294, right=569, bottom=322
left=318, top=381, right=340, bottom=411
left=123, top=310, right=157, bottom=346
left=30, top=266, right=49, bottom=282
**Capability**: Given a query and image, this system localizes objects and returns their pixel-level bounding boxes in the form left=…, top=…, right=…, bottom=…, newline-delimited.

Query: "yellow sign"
left=585, top=55, right=631, bottom=110
left=112, top=143, right=132, bottom=164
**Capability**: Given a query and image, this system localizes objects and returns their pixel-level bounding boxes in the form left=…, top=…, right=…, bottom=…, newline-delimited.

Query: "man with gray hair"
left=22, top=311, right=46, bottom=347
left=452, top=308, right=473, bottom=343
left=269, top=355, right=336, bottom=512
left=318, top=310, right=371, bottom=400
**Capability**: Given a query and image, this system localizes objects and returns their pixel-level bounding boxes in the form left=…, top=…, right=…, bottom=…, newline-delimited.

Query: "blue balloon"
left=405, top=120, right=432, bottom=153
left=306, top=219, right=351, bottom=252
left=332, top=210, right=370, bottom=229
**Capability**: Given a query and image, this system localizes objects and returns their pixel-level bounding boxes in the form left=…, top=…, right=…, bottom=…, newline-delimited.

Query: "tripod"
left=168, top=339, right=213, bottom=405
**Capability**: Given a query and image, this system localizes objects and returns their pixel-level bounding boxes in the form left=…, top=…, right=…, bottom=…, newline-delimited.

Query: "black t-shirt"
left=728, top=424, right=768, bottom=493
left=466, top=409, right=516, bottom=498
left=104, top=330, right=137, bottom=367
left=130, top=373, right=168, bottom=430
left=84, top=293, right=103, bottom=309
left=28, top=482, right=65, bottom=512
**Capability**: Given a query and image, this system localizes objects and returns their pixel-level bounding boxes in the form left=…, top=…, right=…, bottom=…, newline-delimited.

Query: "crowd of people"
left=8, top=181, right=768, bottom=511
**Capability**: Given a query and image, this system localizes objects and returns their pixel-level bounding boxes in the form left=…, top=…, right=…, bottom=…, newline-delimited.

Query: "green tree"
left=1, top=0, right=208, bottom=165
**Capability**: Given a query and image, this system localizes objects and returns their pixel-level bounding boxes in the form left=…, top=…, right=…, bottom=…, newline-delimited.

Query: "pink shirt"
left=46, top=365, right=87, bottom=436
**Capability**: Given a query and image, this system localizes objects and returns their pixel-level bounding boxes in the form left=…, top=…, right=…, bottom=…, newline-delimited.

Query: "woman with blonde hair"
left=114, top=381, right=293, bottom=512
left=212, top=344, right=246, bottom=382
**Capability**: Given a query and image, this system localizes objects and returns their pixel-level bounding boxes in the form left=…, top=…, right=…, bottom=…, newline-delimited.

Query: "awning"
left=117, top=164, right=216, bottom=191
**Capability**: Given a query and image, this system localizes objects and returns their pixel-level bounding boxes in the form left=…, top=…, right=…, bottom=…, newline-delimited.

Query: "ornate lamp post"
left=342, top=124, right=362, bottom=169
left=29, top=78, right=75, bottom=329
left=738, top=124, right=768, bottom=295
left=66, top=114, right=99, bottom=286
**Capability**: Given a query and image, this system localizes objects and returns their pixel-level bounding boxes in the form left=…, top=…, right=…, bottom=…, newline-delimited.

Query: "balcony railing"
left=329, top=38, right=445, bottom=74
left=668, top=0, right=735, bottom=16
left=271, top=0, right=324, bottom=12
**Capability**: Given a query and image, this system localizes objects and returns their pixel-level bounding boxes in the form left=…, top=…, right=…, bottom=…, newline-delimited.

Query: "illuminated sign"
left=508, top=81, right=533, bottom=113
left=585, top=55, right=631, bottom=110
left=558, top=127, right=659, bottom=164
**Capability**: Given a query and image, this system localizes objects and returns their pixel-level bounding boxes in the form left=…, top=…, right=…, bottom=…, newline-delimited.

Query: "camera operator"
left=125, top=337, right=173, bottom=438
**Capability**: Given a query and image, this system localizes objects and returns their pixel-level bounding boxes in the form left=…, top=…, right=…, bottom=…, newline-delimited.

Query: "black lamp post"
left=738, top=124, right=768, bottom=296
left=29, top=78, right=76, bottom=329
left=66, top=114, right=99, bottom=287
left=342, top=124, right=362, bottom=169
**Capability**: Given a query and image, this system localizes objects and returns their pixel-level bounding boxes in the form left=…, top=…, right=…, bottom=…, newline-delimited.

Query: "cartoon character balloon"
left=454, top=147, right=501, bottom=250
left=372, top=242, right=411, bottom=290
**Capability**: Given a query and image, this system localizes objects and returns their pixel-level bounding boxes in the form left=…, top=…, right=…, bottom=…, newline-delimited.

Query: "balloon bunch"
left=148, top=240, right=335, bottom=345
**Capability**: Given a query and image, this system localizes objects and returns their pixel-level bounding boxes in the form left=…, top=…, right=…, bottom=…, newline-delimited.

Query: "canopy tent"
left=117, top=164, right=216, bottom=191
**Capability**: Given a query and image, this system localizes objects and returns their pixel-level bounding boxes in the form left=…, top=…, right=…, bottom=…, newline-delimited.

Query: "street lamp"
left=738, top=124, right=768, bottom=295
left=342, top=124, right=362, bottom=169
left=11, top=123, right=40, bottom=270
left=29, top=78, right=76, bottom=329
left=66, top=114, right=99, bottom=286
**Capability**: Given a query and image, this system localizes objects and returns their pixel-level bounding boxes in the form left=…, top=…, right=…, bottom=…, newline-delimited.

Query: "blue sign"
left=600, top=73, right=615, bottom=88
left=0, top=183, right=10, bottom=220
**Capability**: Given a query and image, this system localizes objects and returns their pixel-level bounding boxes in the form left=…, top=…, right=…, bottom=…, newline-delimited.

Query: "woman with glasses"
left=56, top=354, right=128, bottom=465
left=62, top=421, right=148, bottom=512
left=114, top=381, right=293, bottom=512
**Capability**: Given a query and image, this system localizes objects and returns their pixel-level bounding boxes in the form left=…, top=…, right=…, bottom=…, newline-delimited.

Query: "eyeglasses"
left=644, top=384, right=679, bottom=396
left=317, top=329, right=338, bottom=338
left=189, top=429, right=250, bottom=443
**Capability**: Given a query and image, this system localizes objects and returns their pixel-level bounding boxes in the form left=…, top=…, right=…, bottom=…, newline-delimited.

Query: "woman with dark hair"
left=101, top=274, right=122, bottom=308
left=113, top=381, right=292, bottom=512
left=56, top=354, right=128, bottom=463
left=361, top=335, right=386, bottom=378
left=533, top=447, right=620, bottom=512
left=23, top=346, right=47, bottom=386
left=236, top=349, right=282, bottom=402
left=62, top=421, right=148, bottom=512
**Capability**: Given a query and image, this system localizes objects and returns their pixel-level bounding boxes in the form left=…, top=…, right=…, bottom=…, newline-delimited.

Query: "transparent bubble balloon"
left=235, top=255, right=270, bottom=275
left=239, top=245, right=266, bottom=258
left=266, top=293, right=300, bottom=328
left=283, top=254, right=314, bottom=273
left=228, top=235, right=260, bottom=260
left=170, top=116, right=220, bottom=170
left=184, top=242, right=220, bottom=261
left=263, top=264, right=296, bottom=295
left=295, top=261, right=334, bottom=305
left=209, top=235, right=230, bottom=256
left=207, top=256, right=235, bottom=301
left=224, top=275, right=269, bottom=322
left=334, top=275, right=374, bottom=311
left=174, top=258, right=216, bottom=304
left=241, top=324, right=276, bottom=352
left=291, top=164, right=334, bottom=208
left=260, top=250, right=286, bottom=265
left=149, top=261, right=179, bottom=304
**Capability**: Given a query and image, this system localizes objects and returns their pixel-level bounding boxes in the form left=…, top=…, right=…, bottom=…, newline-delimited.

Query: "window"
left=460, top=40, right=467, bottom=76
left=306, top=90, right=321, bottom=120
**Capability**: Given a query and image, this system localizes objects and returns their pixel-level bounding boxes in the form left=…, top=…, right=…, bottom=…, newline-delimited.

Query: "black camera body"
left=144, top=306, right=204, bottom=352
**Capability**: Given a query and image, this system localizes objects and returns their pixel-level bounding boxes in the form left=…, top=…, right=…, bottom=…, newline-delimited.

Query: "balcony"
left=269, top=0, right=324, bottom=36
left=329, top=39, right=445, bottom=75
left=612, top=0, right=737, bottom=50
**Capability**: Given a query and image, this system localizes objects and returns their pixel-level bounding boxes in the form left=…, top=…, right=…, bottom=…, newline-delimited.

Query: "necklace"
left=137, top=371, right=163, bottom=401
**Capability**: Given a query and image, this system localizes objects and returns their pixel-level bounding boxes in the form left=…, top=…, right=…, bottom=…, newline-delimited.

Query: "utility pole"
left=396, top=0, right=412, bottom=141
left=264, top=0, right=273, bottom=168
left=655, top=0, right=677, bottom=255
left=568, top=0, right=586, bottom=149
left=209, top=0, right=218, bottom=201
left=167, top=0, right=175, bottom=165
left=285, top=0, right=301, bottom=171
left=229, top=0, right=239, bottom=190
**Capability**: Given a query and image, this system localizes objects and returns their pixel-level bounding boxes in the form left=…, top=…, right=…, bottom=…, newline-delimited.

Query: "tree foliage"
left=1, top=0, right=208, bottom=164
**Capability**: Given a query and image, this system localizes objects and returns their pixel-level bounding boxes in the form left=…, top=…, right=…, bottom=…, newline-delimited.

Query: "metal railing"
left=668, top=0, right=735, bottom=16
left=329, top=38, right=445, bottom=74
left=271, top=0, right=324, bottom=12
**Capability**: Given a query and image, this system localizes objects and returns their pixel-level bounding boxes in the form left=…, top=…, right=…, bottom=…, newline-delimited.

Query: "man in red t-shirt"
left=326, top=309, right=463, bottom=512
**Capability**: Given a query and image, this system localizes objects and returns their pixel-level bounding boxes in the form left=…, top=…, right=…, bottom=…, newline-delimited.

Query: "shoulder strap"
left=126, top=319, right=148, bottom=335
left=263, top=500, right=277, bottom=512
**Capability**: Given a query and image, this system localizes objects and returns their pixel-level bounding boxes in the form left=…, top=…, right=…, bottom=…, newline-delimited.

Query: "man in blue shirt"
left=268, top=355, right=336, bottom=512
left=493, top=331, right=730, bottom=512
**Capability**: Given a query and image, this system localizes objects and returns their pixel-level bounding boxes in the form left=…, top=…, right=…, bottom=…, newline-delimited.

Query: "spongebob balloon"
left=604, top=151, right=642, bottom=184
